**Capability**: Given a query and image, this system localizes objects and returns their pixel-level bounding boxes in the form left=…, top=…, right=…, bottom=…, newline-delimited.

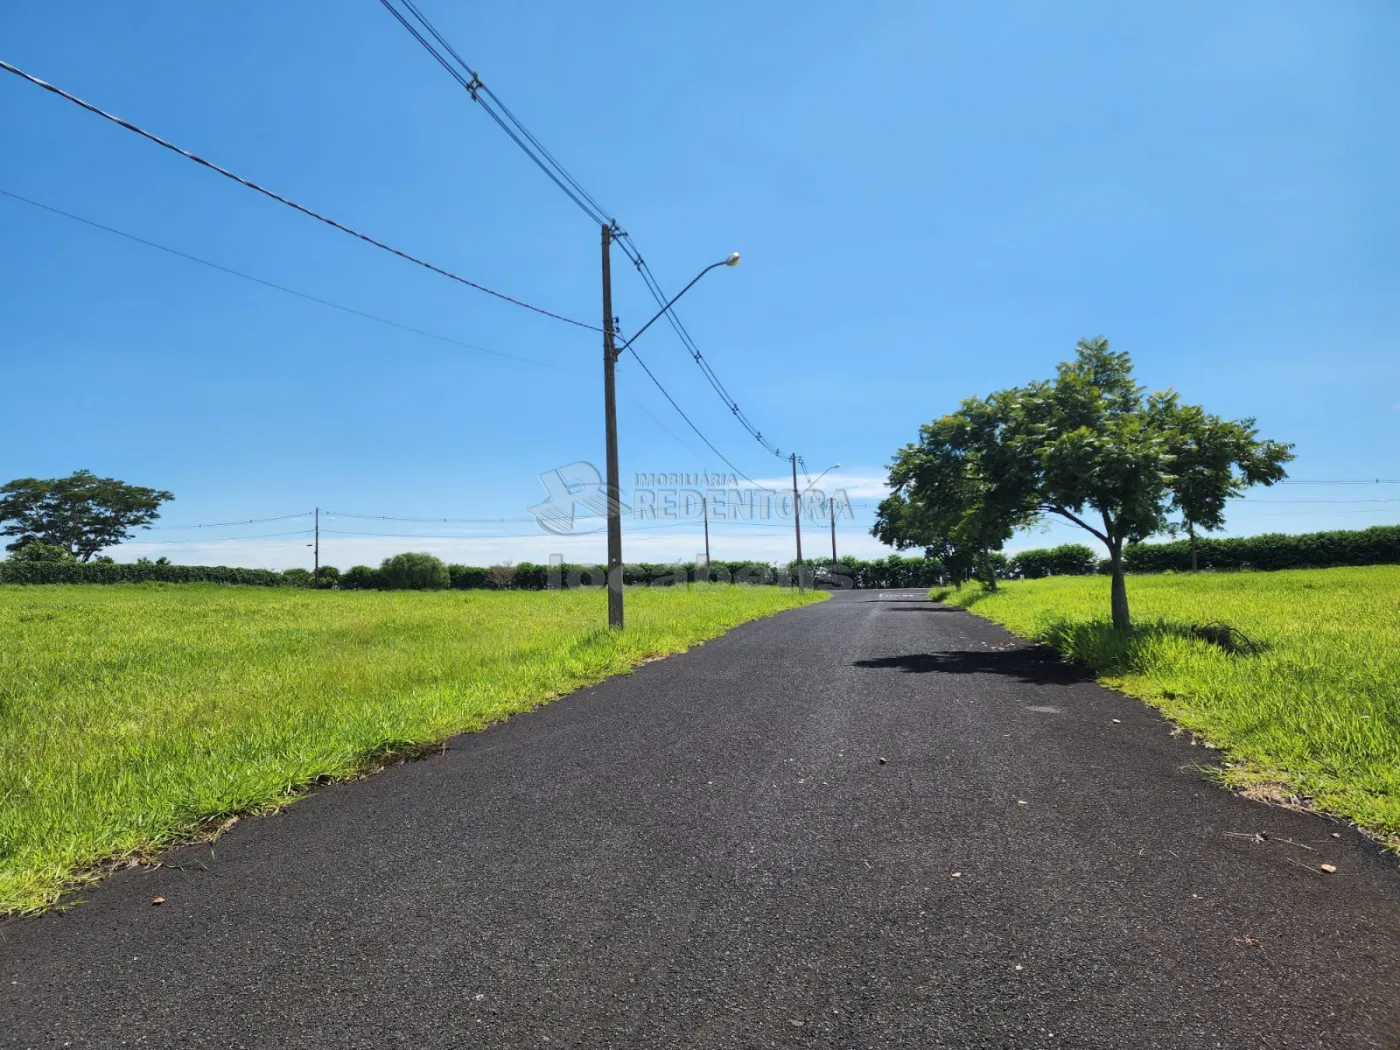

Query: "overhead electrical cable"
left=146, top=511, right=313, bottom=531
left=0, top=58, right=599, bottom=332
left=371, top=2, right=785, bottom=460
left=0, top=189, right=582, bottom=374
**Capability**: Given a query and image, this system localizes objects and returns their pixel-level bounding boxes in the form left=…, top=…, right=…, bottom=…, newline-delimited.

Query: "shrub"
left=282, top=568, right=314, bottom=588
left=1011, top=544, right=1098, bottom=579
left=340, top=565, right=380, bottom=591
left=314, top=565, right=341, bottom=589
left=379, top=552, right=450, bottom=590
left=447, top=564, right=490, bottom=590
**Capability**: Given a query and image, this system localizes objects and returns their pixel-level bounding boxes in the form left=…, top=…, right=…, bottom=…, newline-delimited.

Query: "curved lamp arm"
left=614, top=252, right=740, bottom=358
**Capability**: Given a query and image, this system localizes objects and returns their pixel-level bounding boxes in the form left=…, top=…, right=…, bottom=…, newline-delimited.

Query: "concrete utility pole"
left=702, top=496, right=711, bottom=572
left=313, top=507, right=320, bottom=588
left=829, top=495, right=837, bottom=565
left=601, top=224, right=624, bottom=629
left=596, top=241, right=739, bottom=628
left=791, top=453, right=804, bottom=594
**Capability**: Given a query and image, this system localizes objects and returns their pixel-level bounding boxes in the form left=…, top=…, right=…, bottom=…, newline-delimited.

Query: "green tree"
left=6, top=540, right=77, bottom=564
left=313, top=565, right=341, bottom=589
left=0, top=470, right=173, bottom=561
left=872, top=494, right=980, bottom=588
left=879, top=337, right=1293, bottom=630
left=873, top=404, right=1042, bottom=592
left=1164, top=404, right=1291, bottom=571
left=379, top=552, right=450, bottom=590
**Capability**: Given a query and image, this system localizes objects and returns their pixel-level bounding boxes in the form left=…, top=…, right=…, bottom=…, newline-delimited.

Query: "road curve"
left=4, top=591, right=1398, bottom=1048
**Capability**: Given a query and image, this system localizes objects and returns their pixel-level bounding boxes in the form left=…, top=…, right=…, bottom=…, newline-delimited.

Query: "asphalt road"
left=4, top=591, right=1399, bottom=1048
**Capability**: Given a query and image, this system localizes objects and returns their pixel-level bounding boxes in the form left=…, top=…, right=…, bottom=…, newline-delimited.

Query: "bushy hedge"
left=432, top=556, right=971, bottom=591
left=380, top=552, right=450, bottom=590
left=1009, top=544, right=1098, bottom=579
left=0, top=561, right=287, bottom=586
left=1124, top=525, right=1400, bottom=573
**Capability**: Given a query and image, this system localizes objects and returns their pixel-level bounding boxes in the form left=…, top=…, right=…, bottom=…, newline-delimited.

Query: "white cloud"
left=116, top=520, right=897, bottom=571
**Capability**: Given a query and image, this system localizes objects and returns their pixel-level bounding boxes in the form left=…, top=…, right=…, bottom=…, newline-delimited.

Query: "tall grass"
left=0, top=584, right=822, bottom=914
left=939, top=567, right=1400, bottom=840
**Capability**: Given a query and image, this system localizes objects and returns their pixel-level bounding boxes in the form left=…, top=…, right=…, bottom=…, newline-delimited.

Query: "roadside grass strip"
left=937, top=566, right=1400, bottom=842
left=0, top=584, right=824, bottom=913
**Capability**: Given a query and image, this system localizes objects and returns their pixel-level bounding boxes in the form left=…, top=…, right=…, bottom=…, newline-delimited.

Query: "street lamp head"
left=725, top=252, right=741, bottom=267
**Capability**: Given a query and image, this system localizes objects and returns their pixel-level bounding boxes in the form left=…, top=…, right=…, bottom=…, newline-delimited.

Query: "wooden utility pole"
left=829, top=495, right=837, bottom=565
left=313, top=507, right=320, bottom=588
left=791, top=453, right=804, bottom=593
left=601, top=224, right=624, bottom=628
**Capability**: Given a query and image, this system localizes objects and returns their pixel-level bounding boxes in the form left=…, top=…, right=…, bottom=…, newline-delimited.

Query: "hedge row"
left=1123, top=525, right=1400, bottom=573
left=1008, top=544, right=1098, bottom=579
left=335, top=555, right=970, bottom=590
left=0, top=561, right=287, bottom=586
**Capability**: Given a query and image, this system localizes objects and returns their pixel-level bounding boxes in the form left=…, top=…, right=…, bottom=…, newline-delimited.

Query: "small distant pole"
left=313, top=507, right=320, bottom=587
left=703, top=497, right=711, bottom=570
left=791, top=453, right=804, bottom=594
left=830, top=496, right=837, bottom=565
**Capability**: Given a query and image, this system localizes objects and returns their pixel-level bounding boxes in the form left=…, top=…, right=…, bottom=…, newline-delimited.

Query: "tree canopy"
left=0, top=470, right=174, bottom=562
left=874, top=337, right=1293, bottom=629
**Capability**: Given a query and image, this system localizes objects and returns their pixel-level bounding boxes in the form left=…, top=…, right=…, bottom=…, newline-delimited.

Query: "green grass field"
left=0, top=583, right=822, bottom=914
left=939, top=566, right=1400, bottom=841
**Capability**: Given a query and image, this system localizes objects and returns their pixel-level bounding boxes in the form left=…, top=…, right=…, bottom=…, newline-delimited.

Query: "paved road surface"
left=4, top=591, right=1399, bottom=1048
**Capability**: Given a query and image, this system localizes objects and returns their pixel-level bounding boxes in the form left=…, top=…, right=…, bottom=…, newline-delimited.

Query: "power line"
left=146, top=512, right=313, bottom=531
left=370, top=3, right=786, bottom=461
left=5, top=188, right=765, bottom=487
left=0, top=58, right=599, bottom=333
left=613, top=233, right=784, bottom=459
left=1230, top=497, right=1400, bottom=505
left=622, top=346, right=761, bottom=486
left=376, top=0, right=610, bottom=226
left=1277, top=479, right=1400, bottom=486
left=125, top=529, right=316, bottom=544
left=0, top=188, right=583, bottom=374
left=325, top=511, right=539, bottom=524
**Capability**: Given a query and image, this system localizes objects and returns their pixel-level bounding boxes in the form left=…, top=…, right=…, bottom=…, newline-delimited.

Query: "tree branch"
left=1042, top=504, right=1109, bottom=544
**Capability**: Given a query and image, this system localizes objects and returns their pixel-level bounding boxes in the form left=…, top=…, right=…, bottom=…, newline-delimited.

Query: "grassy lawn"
left=0, top=583, right=822, bottom=914
left=938, top=566, right=1400, bottom=842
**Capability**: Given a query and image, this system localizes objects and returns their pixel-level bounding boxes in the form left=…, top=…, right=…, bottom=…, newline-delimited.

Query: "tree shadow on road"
left=852, top=647, right=1094, bottom=686
left=867, top=605, right=964, bottom=612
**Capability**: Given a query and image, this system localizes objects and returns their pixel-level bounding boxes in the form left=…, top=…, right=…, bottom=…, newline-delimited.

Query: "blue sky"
left=2, top=1, right=1396, bottom=569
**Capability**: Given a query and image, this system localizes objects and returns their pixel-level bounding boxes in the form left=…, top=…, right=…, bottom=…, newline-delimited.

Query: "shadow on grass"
left=852, top=648, right=1092, bottom=686
left=854, top=617, right=1264, bottom=684
left=1036, top=618, right=1268, bottom=675
left=929, top=588, right=997, bottom=609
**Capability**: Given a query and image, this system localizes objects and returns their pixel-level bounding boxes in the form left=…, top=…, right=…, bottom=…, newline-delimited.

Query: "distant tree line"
left=6, top=527, right=1396, bottom=588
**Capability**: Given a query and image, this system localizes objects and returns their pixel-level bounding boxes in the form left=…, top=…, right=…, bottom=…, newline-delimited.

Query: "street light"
left=615, top=252, right=740, bottom=356
left=799, top=463, right=840, bottom=498
left=600, top=232, right=741, bottom=629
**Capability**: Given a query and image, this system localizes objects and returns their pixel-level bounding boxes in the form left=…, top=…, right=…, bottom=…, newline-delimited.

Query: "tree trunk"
left=1189, top=523, right=1198, bottom=573
left=981, top=549, right=997, bottom=593
left=1109, top=543, right=1131, bottom=632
